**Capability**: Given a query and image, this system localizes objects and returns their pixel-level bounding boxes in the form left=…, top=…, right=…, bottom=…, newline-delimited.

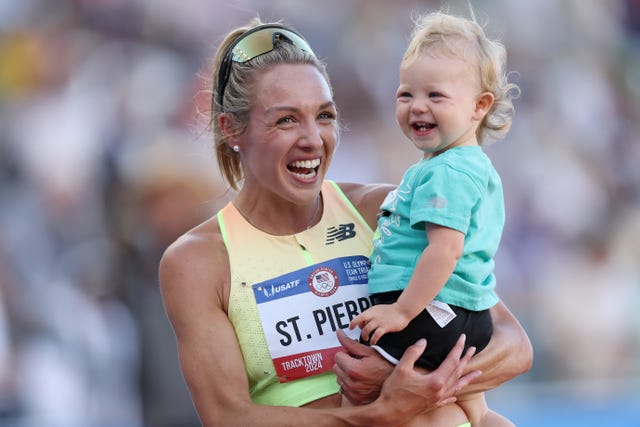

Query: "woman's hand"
left=334, top=329, right=394, bottom=405
left=374, top=335, right=480, bottom=424
left=334, top=330, right=480, bottom=409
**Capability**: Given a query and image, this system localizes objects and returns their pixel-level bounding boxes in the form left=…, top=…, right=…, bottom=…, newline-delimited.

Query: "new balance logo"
left=326, top=223, right=356, bottom=244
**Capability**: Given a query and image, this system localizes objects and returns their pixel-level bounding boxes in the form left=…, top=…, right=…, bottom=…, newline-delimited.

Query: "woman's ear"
left=219, top=113, right=240, bottom=150
left=219, top=113, right=234, bottom=136
left=473, top=92, right=495, bottom=120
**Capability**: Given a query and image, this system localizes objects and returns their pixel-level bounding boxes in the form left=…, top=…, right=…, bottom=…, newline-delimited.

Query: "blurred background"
left=0, top=0, right=638, bottom=426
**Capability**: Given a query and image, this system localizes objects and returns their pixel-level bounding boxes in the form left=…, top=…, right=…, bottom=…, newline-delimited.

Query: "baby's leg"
left=457, top=392, right=514, bottom=427
left=342, top=390, right=468, bottom=426
left=340, top=393, right=353, bottom=407
left=398, top=403, right=469, bottom=427
left=480, top=410, right=515, bottom=427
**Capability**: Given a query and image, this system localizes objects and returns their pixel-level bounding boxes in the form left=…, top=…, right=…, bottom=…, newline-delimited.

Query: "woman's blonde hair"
left=210, top=18, right=332, bottom=190
left=404, top=11, right=520, bottom=144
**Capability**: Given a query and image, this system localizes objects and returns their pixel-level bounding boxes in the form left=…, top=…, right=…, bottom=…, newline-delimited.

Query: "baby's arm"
left=350, top=224, right=463, bottom=344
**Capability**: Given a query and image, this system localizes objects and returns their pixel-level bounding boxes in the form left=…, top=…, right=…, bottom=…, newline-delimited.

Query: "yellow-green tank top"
left=218, top=181, right=374, bottom=406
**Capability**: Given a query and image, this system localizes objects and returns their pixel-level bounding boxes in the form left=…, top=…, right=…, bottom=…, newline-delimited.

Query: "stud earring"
left=232, top=145, right=240, bottom=152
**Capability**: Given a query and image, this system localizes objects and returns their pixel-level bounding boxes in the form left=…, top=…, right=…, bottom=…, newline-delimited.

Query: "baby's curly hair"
left=404, top=11, right=520, bottom=144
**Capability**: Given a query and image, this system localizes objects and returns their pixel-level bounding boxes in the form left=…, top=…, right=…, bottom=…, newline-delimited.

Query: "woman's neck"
left=232, top=193, right=323, bottom=235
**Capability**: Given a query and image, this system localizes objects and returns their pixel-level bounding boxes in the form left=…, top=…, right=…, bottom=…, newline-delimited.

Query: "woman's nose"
left=299, top=121, right=324, bottom=148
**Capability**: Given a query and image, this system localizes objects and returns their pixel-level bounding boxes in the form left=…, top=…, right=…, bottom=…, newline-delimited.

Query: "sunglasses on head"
left=216, top=24, right=315, bottom=108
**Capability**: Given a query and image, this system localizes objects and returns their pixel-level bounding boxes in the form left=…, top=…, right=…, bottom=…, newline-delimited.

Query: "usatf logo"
left=325, top=223, right=356, bottom=245
left=308, top=267, right=339, bottom=297
left=260, top=279, right=301, bottom=298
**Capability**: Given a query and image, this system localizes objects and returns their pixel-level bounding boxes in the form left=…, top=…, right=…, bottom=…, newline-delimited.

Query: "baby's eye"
left=397, top=91, right=412, bottom=99
left=429, top=91, right=444, bottom=99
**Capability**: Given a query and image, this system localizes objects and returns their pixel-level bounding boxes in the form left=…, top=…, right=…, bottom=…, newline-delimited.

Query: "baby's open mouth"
left=412, top=121, right=436, bottom=132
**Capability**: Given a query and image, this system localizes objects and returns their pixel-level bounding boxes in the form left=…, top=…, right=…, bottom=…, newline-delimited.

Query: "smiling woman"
left=222, top=63, right=336, bottom=234
left=158, top=16, right=532, bottom=427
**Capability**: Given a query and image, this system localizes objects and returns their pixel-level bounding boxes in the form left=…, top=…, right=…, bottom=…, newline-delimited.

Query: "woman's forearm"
left=460, top=300, right=532, bottom=395
left=202, top=337, right=477, bottom=427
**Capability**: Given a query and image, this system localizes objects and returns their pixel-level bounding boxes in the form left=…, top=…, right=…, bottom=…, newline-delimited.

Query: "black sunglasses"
left=216, top=24, right=315, bottom=108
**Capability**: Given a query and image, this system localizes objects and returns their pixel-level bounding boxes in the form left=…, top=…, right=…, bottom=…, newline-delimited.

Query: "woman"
left=159, top=18, right=532, bottom=426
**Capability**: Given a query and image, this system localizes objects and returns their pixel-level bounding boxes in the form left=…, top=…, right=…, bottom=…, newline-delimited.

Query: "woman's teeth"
left=287, top=158, right=320, bottom=179
left=289, top=159, right=320, bottom=169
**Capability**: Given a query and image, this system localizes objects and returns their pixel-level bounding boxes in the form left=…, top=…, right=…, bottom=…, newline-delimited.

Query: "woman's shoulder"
left=335, top=181, right=395, bottom=228
left=335, top=182, right=395, bottom=205
left=159, top=216, right=230, bottom=304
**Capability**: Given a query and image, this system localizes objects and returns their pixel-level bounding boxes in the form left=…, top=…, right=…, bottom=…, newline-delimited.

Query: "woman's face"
left=239, top=64, right=338, bottom=205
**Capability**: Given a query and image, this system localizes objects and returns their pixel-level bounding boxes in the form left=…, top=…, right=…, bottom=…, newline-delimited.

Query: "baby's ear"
left=473, top=92, right=495, bottom=120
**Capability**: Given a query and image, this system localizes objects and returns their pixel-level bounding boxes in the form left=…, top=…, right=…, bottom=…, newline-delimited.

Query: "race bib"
left=253, top=255, right=372, bottom=383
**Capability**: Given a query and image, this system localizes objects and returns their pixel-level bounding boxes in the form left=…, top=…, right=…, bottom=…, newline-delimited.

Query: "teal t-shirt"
left=368, top=146, right=502, bottom=311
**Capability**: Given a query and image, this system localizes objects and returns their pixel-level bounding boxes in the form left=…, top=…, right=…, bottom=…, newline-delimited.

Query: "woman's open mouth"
left=287, top=158, right=320, bottom=180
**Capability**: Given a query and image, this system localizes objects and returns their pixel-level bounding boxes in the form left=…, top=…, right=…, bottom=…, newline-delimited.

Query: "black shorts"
left=361, top=290, right=493, bottom=371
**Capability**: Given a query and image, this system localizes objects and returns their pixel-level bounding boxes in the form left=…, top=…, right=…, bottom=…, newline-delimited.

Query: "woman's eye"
left=318, top=111, right=336, bottom=121
left=277, top=116, right=295, bottom=125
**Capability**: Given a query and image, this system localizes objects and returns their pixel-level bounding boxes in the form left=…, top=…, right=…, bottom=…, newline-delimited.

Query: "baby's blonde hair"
left=404, top=11, right=519, bottom=144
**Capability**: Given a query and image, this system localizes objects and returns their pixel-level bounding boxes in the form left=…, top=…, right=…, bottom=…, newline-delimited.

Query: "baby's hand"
left=349, top=303, right=411, bottom=345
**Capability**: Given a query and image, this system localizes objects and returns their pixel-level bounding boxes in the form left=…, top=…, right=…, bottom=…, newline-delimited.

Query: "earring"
left=232, top=145, right=240, bottom=153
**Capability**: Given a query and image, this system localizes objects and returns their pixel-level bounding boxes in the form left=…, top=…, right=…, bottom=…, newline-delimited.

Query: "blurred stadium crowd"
left=0, top=0, right=638, bottom=426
